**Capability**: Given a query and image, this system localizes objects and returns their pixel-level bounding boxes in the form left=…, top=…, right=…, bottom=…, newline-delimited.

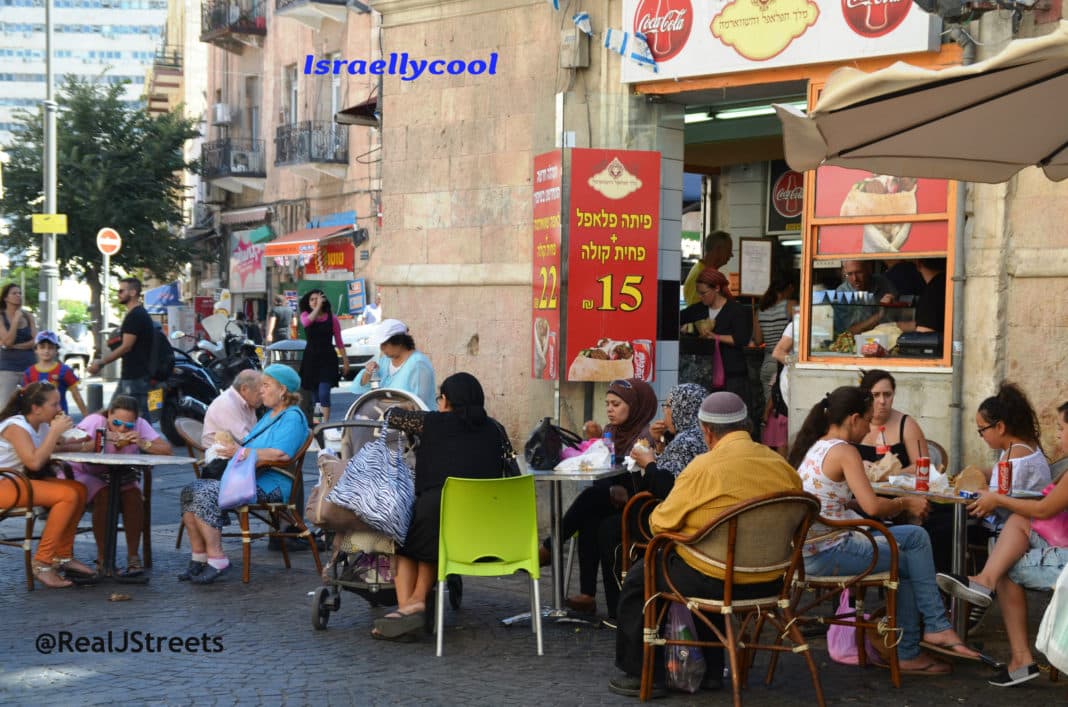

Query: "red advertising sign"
left=565, top=148, right=660, bottom=382
left=305, top=240, right=355, bottom=274
left=532, top=150, right=562, bottom=380
left=193, top=296, right=215, bottom=337
left=633, top=0, right=693, bottom=62
left=841, top=0, right=912, bottom=39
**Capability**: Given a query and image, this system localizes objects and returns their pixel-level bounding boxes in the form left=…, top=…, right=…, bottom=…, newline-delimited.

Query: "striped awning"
left=263, top=225, right=353, bottom=257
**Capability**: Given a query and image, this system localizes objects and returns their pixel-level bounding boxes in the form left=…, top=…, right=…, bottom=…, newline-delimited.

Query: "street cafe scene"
left=3, top=0, right=1068, bottom=703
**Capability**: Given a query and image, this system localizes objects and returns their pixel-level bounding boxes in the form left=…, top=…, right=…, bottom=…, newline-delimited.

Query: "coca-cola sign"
left=772, top=170, right=805, bottom=218
left=634, top=0, right=693, bottom=62
left=841, top=0, right=911, bottom=38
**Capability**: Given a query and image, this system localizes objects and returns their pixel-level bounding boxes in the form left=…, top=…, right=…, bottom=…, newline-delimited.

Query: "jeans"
left=1008, top=531, right=1068, bottom=589
left=804, top=524, right=950, bottom=660
left=310, top=380, right=333, bottom=410
left=115, top=377, right=151, bottom=421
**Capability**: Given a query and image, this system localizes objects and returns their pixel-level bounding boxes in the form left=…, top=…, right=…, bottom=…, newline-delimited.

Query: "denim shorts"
left=1007, top=531, right=1068, bottom=590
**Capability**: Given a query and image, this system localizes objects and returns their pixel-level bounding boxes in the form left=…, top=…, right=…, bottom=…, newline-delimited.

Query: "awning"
left=249, top=225, right=275, bottom=244
left=144, top=281, right=181, bottom=315
left=263, top=225, right=353, bottom=257
left=335, top=95, right=379, bottom=126
left=220, top=206, right=269, bottom=224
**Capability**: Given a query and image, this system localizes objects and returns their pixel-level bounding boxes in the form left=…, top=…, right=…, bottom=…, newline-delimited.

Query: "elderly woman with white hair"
left=351, top=319, right=436, bottom=409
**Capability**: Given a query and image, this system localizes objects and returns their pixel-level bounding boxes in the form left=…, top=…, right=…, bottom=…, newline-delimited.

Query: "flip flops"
left=372, top=611, right=424, bottom=639
left=919, top=640, right=983, bottom=662
left=898, top=658, right=952, bottom=676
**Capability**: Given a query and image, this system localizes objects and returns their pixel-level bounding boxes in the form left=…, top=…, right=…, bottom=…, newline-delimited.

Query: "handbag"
left=1031, top=483, right=1068, bottom=547
left=305, top=451, right=374, bottom=531
left=711, top=337, right=726, bottom=389
left=826, top=590, right=887, bottom=666
left=217, top=448, right=258, bottom=510
left=524, top=417, right=583, bottom=470
left=1035, top=562, right=1068, bottom=674
left=490, top=418, right=521, bottom=477
left=325, top=434, right=415, bottom=545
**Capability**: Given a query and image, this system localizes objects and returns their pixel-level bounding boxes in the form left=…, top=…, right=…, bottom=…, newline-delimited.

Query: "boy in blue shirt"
left=23, top=330, right=88, bottom=417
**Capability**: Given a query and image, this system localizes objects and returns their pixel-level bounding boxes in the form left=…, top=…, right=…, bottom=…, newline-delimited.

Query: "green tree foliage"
left=58, top=299, right=90, bottom=325
left=0, top=77, right=199, bottom=326
left=0, top=265, right=41, bottom=310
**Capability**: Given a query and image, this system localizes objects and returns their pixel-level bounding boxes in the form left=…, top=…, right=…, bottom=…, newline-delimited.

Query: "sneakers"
left=936, top=572, right=993, bottom=608
left=988, top=662, right=1040, bottom=687
left=968, top=603, right=991, bottom=634
left=177, top=560, right=207, bottom=582
left=189, top=564, right=228, bottom=585
left=607, top=675, right=666, bottom=698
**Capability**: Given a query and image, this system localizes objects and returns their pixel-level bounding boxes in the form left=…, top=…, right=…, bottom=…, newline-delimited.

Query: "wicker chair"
left=173, top=417, right=206, bottom=549
left=638, top=491, right=825, bottom=706
left=620, top=491, right=660, bottom=579
left=222, top=432, right=322, bottom=583
left=0, top=468, right=36, bottom=591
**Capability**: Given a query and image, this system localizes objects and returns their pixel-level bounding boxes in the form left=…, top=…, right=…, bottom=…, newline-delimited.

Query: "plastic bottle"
left=369, top=365, right=381, bottom=389
left=876, top=426, right=889, bottom=456
left=313, top=402, right=323, bottom=427
left=603, top=431, right=615, bottom=465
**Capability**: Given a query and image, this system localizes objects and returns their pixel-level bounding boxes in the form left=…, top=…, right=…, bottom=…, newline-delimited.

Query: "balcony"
left=275, top=121, right=348, bottom=181
left=275, top=0, right=346, bottom=29
left=200, top=0, right=266, bottom=53
left=146, top=45, right=183, bottom=117
left=202, top=138, right=267, bottom=194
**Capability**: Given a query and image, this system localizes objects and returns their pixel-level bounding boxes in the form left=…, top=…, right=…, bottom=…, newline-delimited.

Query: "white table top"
left=52, top=452, right=196, bottom=467
left=530, top=467, right=626, bottom=482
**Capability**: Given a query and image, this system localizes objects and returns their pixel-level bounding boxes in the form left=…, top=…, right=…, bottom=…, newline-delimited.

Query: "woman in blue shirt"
left=177, top=364, right=309, bottom=584
left=350, top=319, right=436, bottom=409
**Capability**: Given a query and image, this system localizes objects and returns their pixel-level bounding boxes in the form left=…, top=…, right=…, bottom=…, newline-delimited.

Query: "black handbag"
left=490, top=418, right=521, bottom=477
left=523, top=417, right=583, bottom=470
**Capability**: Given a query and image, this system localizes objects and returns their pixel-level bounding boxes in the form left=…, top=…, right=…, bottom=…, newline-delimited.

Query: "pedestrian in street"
left=23, top=330, right=88, bottom=417
left=266, top=294, right=292, bottom=344
left=298, top=289, right=349, bottom=424
left=363, top=291, right=382, bottom=324
left=88, top=277, right=154, bottom=420
left=0, top=283, right=38, bottom=406
left=350, top=319, right=436, bottom=408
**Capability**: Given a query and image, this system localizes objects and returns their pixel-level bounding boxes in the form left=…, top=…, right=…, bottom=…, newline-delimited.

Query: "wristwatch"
left=139, top=439, right=151, bottom=451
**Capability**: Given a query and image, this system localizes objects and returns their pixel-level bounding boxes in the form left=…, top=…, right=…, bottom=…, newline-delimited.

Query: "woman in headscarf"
left=679, top=267, right=753, bottom=402
left=540, top=378, right=658, bottom=615
left=370, top=372, right=507, bottom=640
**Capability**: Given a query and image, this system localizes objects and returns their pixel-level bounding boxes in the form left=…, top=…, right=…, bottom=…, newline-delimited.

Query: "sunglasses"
left=110, top=419, right=136, bottom=430
left=610, top=379, right=633, bottom=389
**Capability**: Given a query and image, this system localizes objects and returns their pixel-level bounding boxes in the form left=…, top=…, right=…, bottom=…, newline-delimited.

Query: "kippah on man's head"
left=698, top=392, right=748, bottom=425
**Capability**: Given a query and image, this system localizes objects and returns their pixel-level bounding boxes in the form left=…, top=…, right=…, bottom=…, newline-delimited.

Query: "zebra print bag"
left=325, top=433, right=415, bottom=544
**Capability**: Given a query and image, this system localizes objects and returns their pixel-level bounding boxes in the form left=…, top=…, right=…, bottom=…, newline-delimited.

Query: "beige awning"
left=220, top=206, right=269, bottom=224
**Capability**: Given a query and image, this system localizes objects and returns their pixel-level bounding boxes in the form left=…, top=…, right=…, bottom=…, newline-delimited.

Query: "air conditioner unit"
left=213, top=102, right=232, bottom=125
left=230, top=150, right=252, bottom=173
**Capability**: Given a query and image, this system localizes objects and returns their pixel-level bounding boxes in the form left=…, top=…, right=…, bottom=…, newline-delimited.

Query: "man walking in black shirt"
left=89, top=277, right=154, bottom=418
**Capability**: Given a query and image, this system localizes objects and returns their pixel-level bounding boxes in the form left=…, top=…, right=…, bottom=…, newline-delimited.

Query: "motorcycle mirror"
left=171, top=330, right=187, bottom=340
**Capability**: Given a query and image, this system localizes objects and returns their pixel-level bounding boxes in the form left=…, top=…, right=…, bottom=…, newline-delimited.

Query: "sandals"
left=919, top=640, right=982, bottom=662
left=898, top=658, right=951, bottom=676
left=54, top=558, right=99, bottom=585
left=372, top=610, right=425, bottom=639
left=119, top=555, right=144, bottom=578
left=32, top=561, right=73, bottom=589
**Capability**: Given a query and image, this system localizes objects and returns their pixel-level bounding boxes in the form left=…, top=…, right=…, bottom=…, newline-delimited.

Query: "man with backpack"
left=89, top=277, right=158, bottom=419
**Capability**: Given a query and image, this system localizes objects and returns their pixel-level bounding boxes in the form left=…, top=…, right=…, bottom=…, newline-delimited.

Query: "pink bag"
left=826, top=590, right=884, bottom=665
left=1032, top=483, right=1068, bottom=547
left=560, top=438, right=598, bottom=460
left=711, top=338, right=726, bottom=389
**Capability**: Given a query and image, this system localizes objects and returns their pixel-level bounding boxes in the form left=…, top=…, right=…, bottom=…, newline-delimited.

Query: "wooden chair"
left=773, top=516, right=903, bottom=688
left=620, top=491, right=659, bottom=579
left=927, top=440, right=948, bottom=474
left=638, top=491, right=825, bottom=706
left=173, top=417, right=206, bottom=549
left=223, top=432, right=322, bottom=583
left=0, top=468, right=37, bottom=591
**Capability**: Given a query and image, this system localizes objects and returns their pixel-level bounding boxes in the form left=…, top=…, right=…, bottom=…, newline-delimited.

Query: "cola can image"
left=631, top=339, right=653, bottom=382
left=546, top=332, right=558, bottom=380
left=997, top=459, right=1012, bottom=495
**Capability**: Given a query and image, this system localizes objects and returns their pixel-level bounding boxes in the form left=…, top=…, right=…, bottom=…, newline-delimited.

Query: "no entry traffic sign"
left=96, top=228, right=122, bottom=256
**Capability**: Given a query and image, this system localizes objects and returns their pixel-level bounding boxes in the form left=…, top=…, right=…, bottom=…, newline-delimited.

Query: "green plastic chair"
left=436, top=475, right=543, bottom=657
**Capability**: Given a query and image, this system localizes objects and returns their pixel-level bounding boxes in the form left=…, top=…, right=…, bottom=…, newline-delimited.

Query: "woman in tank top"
left=856, top=369, right=928, bottom=474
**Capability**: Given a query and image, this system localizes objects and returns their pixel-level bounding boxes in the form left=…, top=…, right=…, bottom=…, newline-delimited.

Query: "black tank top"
left=855, top=414, right=911, bottom=467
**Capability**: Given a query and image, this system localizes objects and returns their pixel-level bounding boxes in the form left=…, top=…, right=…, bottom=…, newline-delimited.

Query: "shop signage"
left=564, top=148, right=660, bottom=382
left=767, top=160, right=804, bottom=234
left=305, top=239, right=355, bottom=274
left=228, top=229, right=266, bottom=293
left=531, top=150, right=562, bottom=380
left=814, top=166, right=949, bottom=254
left=347, top=278, right=367, bottom=315
left=621, top=0, right=939, bottom=83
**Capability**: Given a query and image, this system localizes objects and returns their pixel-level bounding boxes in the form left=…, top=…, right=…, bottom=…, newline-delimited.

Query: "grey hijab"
left=656, top=383, right=709, bottom=476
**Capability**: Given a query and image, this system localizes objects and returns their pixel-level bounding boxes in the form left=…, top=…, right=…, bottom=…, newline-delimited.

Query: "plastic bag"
left=218, top=448, right=258, bottom=509
left=826, top=590, right=885, bottom=665
left=553, top=439, right=611, bottom=472
left=1035, top=562, right=1068, bottom=673
left=665, top=603, right=706, bottom=693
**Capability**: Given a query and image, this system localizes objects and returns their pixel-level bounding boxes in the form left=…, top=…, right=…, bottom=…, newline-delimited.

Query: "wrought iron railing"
left=202, top=138, right=267, bottom=180
left=274, top=121, right=349, bottom=166
left=153, top=45, right=183, bottom=69
left=276, top=0, right=345, bottom=10
left=201, top=0, right=267, bottom=38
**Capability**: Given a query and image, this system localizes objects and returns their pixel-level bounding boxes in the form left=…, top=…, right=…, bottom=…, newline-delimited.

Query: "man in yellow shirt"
left=682, top=231, right=733, bottom=305
left=609, top=392, right=801, bottom=698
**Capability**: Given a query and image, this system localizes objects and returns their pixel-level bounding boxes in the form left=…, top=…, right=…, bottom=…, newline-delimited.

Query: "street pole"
left=39, top=0, right=59, bottom=330
left=100, top=252, right=110, bottom=376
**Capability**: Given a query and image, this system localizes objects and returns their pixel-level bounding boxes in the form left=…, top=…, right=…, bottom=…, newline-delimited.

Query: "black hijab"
left=440, top=372, right=488, bottom=428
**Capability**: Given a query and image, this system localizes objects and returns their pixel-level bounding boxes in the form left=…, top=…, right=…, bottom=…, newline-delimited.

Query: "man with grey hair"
left=201, top=368, right=262, bottom=456
left=609, top=392, right=802, bottom=697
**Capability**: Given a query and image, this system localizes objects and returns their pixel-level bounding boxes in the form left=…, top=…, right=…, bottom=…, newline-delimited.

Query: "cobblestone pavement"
left=1, top=392, right=1065, bottom=705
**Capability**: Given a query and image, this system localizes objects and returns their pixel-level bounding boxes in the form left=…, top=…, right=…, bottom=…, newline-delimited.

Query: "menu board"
left=739, top=238, right=772, bottom=297
left=564, top=148, right=660, bottom=382
left=531, top=150, right=562, bottom=379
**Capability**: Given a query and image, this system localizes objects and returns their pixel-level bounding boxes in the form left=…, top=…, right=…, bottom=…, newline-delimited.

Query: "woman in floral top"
left=788, top=386, right=978, bottom=675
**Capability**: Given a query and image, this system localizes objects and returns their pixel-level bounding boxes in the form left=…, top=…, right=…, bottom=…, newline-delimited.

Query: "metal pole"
left=39, top=0, right=59, bottom=330
left=100, top=252, right=110, bottom=378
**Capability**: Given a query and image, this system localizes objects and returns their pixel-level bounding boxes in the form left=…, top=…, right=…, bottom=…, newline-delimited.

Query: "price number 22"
left=597, top=274, right=644, bottom=312
left=536, top=265, right=559, bottom=310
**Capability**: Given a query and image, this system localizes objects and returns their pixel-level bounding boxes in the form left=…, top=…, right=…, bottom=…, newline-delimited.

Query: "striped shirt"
left=758, top=300, right=791, bottom=352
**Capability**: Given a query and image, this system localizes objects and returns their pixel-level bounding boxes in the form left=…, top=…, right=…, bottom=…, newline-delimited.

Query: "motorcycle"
left=158, top=332, right=224, bottom=447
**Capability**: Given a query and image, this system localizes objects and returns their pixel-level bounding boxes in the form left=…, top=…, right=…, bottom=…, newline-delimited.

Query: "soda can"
left=631, top=339, right=653, bottom=382
left=997, top=459, right=1012, bottom=495
left=94, top=428, right=105, bottom=453
left=546, top=332, right=558, bottom=380
left=914, top=456, right=930, bottom=492
left=958, top=490, right=980, bottom=500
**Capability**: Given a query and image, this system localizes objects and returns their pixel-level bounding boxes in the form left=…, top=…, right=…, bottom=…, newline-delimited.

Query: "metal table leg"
left=952, top=503, right=968, bottom=636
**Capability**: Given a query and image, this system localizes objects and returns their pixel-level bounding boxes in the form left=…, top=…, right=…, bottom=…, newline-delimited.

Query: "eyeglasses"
left=110, top=419, right=136, bottom=430
left=435, top=394, right=444, bottom=402
left=977, top=423, right=996, bottom=437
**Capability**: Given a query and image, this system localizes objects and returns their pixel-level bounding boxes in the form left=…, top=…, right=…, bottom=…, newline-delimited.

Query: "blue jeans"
left=804, top=525, right=950, bottom=660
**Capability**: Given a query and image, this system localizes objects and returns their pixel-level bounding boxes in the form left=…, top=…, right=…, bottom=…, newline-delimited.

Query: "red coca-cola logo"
left=634, top=0, right=693, bottom=63
left=772, top=170, right=804, bottom=218
left=841, top=0, right=911, bottom=38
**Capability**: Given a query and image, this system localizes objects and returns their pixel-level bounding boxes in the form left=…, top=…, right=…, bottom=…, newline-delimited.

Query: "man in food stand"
left=833, top=260, right=898, bottom=335
left=682, top=231, right=733, bottom=305
left=897, top=258, right=947, bottom=334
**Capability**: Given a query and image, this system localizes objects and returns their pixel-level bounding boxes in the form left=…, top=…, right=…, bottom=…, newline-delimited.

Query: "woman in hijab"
left=371, top=372, right=507, bottom=641
left=540, top=378, right=658, bottom=615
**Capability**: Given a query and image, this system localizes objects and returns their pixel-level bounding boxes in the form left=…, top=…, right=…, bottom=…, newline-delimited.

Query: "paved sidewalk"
left=1, top=392, right=1064, bottom=705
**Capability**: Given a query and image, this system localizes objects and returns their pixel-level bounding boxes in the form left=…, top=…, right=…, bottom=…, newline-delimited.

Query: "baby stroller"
left=309, top=388, right=461, bottom=630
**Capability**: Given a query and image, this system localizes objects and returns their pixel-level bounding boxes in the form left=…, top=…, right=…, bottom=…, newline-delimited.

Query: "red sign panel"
left=304, top=240, right=355, bottom=274
left=841, top=0, right=912, bottom=39
left=565, top=148, right=660, bottom=382
left=633, top=0, right=693, bottom=62
left=532, top=150, right=562, bottom=380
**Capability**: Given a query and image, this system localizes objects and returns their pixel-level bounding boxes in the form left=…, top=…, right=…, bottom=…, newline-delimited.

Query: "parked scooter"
left=159, top=332, right=222, bottom=447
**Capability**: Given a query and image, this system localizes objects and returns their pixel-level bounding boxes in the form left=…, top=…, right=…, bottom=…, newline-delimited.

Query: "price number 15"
left=597, top=274, right=644, bottom=312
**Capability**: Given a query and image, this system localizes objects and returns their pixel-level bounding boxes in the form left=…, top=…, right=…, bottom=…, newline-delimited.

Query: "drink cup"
left=914, top=456, right=930, bottom=492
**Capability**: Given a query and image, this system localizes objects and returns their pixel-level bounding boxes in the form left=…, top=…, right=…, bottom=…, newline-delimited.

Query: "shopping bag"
left=325, top=435, right=415, bottom=544
left=665, top=602, right=706, bottom=693
left=1031, top=483, right=1068, bottom=547
left=217, top=448, right=258, bottom=510
left=826, top=590, right=886, bottom=665
left=305, top=451, right=374, bottom=532
left=1035, top=562, right=1068, bottom=674
left=711, top=338, right=726, bottom=389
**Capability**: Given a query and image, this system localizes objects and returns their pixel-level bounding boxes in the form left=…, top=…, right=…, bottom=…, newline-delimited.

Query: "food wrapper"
left=554, top=439, right=611, bottom=472
left=61, top=429, right=90, bottom=442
